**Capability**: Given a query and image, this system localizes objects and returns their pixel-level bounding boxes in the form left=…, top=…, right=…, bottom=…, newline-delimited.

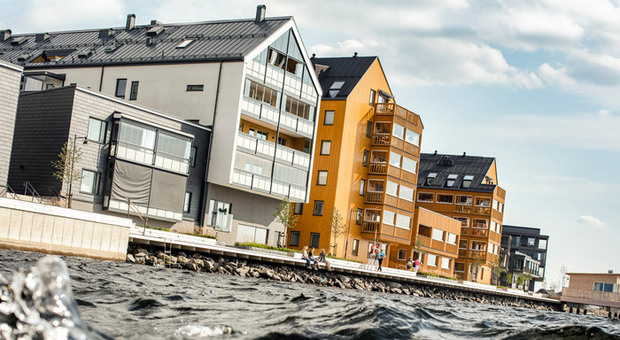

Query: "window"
left=352, top=239, right=360, bottom=256
left=441, top=258, right=450, bottom=269
left=183, top=192, right=192, bottom=213
left=456, top=195, right=472, bottom=205
left=247, top=80, right=278, bottom=107
left=405, top=129, right=420, bottom=146
left=356, top=208, right=362, bottom=225
left=382, top=210, right=395, bottom=225
left=362, top=150, right=368, bottom=166
left=418, top=225, right=432, bottom=237
left=454, top=217, right=469, bottom=227
left=313, top=201, right=324, bottom=216
left=324, top=110, right=334, bottom=125
left=285, top=96, right=312, bottom=120
left=437, top=194, right=453, bottom=204
left=320, top=140, right=331, bottom=155
left=461, top=175, right=474, bottom=188
left=293, top=203, right=303, bottom=215
left=386, top=181, right=398, bottom=196
left=286, top=58, right=302, bottom=76
left=459, top=240, right=468, bottom=249
left=539, top=239, right=547, bottom=249
left=176, top=39, right=194, bottom=48
left=374, top=122, right=390, bottom=134
left=473, top=219, right=488, bottom=229
left=366, top=121, right=372, bottom=137
left=186, top=84, right=204, bottom=91
left=445, top=174, right=458, bottom=187
left=209, top=200, right=233, bottom=231
left=471, top=241, right=486, bottom=251
left=427, top=254, right=437, bottom=267
left=389, top=152, right=401, bottom=168
left=432, top=229, right=444, bottom=242
left=359, top=179, right=365, bottom=195
left=369, top=89, right=376, bottom=105
left=475, top=197, right=491, bottom=207
left=447, top=233, right=457, bottom=245
left=317, top=171, right=328, bottom=186
left=528, top=237, right=535, bottom=247
left=290, top=231, right=300, bottom=246
left=395, top=214, right=411, bottom=230
left=364, top=209, right=380, bottom=222
left=190, top=146, right=197, bottom=167
left=392, top=123, right=404, bottom=139
left=455, top=262, right=465, bottom=272
left=371, top=150, right=388, bottom=163
left=310, top=233, right=320, bottom=248
left=417, top=192, right=433, bottom=202
left=398, top=249, right=407, bottom=260
left=268, top=48, right=286, bottom=68
left=399, top=185, right=414, bottom=201
left=402, top=157, right=417, bottom=173
left=80, top=169, right=99, bottom=194
left=594, top=282, right=614, bottom=292
left=425, top=172, right=437, bottom=186
left=115, top=78, right=127, bottom=98
left=87, top=118, right=107, bottom=143
left=129, top=81, right=139, bottom=100
left=277, top=137, right=287, bottom=146
left=248, top=128, right=268, bottom=140
left=494, top=199, right=504, bottom=212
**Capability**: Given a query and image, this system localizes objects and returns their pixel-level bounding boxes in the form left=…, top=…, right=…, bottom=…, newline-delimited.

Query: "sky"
left=1, top=0, right=618, bottom=289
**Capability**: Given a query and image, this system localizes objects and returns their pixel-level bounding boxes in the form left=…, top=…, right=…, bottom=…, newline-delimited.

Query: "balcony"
left=231, top=168, right=306, bottom=202
left=372, top=134, right=390, bottom=146
left=470, top=228, right=488, bottom=237
left=455, top=205, right=472, bottom=214
left=279, top=111, right=314, bottom=138
left=275, top=144, right=311, bottom=169
left=375, top=103, right=395, bottom=116
left=375, top=103, right=421, bottom=124
left=365, top=192, right=384, bottom=204
left=237, top=132, right=310, bottom=170
left=474, top=206, right=492, bottom=215
left=240, top=97, right=279, bottom=127
left=361, top=221, right=411, bottom=244
left=369, top=163, right=387, bottom=175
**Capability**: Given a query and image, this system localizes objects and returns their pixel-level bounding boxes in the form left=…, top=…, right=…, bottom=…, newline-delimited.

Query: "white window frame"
left=427, top=254, right=437, bottom=267
left=405, top=129, right=420, bottom=146
left=80, top=169, right=99, bottom=195
left=446, top=233, right=457, bottom=245
left=389, top=152, right=402, bottom=168
left=436, top=194, right=453, bottom=204
left=382, top=210, right=395, bottom=226
left=386, top=181, right=399, bottom=197
left=441, top=257, right=450, bottom=269
left=395, top=214, right=411, bottom=230
left=417, top=192, right=433, bottom=202
left=399, top=185, right=414, bottom=201
left=456, top=195, right=472, bottom=205
left=432, top=228, right=444, bottom=242
left=402, top=156, right=417, bottom=174
left=392, top=123, right=405, bottom=140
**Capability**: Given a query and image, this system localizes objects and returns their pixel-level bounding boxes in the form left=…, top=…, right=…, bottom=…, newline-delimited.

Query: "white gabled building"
left=0, top=6, right=322, bottom=246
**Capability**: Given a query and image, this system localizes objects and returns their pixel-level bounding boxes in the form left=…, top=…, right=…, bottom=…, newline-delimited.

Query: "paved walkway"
left=129, top=226, right=560, bottom=304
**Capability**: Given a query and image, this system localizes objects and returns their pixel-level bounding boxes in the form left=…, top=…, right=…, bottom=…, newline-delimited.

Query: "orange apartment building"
left=286, top=55, right=424, bottom=268
left=416, top=152, right=506, bottom=284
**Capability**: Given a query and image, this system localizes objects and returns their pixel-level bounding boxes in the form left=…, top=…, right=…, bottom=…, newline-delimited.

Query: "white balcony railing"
left=238, top=132, right=310, bottom=169
left=280, top=111, right=314, bottom=138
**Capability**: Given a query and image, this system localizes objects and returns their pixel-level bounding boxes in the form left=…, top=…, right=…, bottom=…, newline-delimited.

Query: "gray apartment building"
left=8, top=85, right=210, bottom=229
left=500, top=225, right=549, bottom=291
left=0, top=60, right=22, bottom=192
left=0, top=6, right=322, bottom=246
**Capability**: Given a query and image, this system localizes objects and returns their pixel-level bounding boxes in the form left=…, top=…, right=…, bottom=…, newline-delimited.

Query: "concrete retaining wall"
left=0, top=197, right=132, bottom=260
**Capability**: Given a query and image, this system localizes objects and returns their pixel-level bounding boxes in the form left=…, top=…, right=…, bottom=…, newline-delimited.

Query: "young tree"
left=327, top=208, right=346, bottom=256
left=273, top=197, right=298, bottom=248
left=412, top=236, right=426, bottom=262
left=51, top=137, right=82, bottom=208
left=490, top=257, right=503, bottom=286
left=470, top=253, right=485, bottom=282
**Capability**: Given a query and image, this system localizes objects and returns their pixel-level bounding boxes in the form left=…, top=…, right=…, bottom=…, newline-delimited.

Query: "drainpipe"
left=98, top=64, right=105, bottom=91
left=199, top=60, right=223, bottom=227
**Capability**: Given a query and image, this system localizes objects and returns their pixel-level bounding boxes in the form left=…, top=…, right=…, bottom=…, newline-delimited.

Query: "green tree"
left=412, top=236, right=426, bottom=262
left=471, top=253, right=485, bottom=282
left=490, top=257, right=503, bottom=286
left=51, top=137, right=82, bottom=208
left=327, top=208, right=346, bottom=256
left=273, top=197, right=298, bottom=247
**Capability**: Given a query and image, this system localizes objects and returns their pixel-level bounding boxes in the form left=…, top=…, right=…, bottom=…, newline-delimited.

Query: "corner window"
left=290, top=231, right=300, bottom=246
left=324, top=110, right=334, bottom=125
left=313, top=200, right=324, bottom=216
left=317, top=171, right=328, bottom=186
left=385, top=181, right=398, bottom=196
left=402, top=157, right=417, bottom=174
left=405, top=129, right=420, bottom=146
left=80, top=169, right=99, bottom=194
left=115, top=79, right=127, bottom=98
left=382, top=210, right=395, bottom=225
left=320, top=140, right=331, bottom=155
left=87, top=118, right=107, bottom=143
left=183, top=192, right=192, bottom=213
left=392, top=123, right=405, bottom=139
left=389, top=152, right=402, bottom=168
left=129, top=81, right=139, bottom=100
left=186, top=84, right=204, bottom=91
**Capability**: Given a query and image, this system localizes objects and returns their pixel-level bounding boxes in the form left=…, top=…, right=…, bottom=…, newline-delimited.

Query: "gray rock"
left=126, top=254, right=136, bottom=263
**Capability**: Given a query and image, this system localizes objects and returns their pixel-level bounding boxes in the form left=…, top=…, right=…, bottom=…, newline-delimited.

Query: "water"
left=0, top=249, right=618, bottom=339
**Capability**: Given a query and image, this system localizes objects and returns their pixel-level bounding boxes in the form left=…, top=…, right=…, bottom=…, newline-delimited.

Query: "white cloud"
left=574, top=215, right=607, bottom=229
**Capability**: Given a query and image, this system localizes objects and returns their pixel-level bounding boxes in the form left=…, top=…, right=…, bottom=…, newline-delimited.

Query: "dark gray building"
left=500, top=225, right=549, bottom=291
left=8, top=85, right=211, bottom=229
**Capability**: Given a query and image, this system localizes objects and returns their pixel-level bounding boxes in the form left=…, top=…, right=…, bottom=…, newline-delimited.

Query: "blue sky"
left=1, top=0, right=618, bottom=288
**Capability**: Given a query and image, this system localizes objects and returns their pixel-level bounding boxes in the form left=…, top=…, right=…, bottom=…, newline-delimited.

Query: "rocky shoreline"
left=126, top=245, right=560, bottom=312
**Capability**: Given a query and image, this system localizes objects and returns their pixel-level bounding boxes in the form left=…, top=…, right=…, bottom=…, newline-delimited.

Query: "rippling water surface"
left=0, top=249, right=619, bottom=339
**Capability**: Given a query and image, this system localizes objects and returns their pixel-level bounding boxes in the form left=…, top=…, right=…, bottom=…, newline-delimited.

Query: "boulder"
left=126, top=254, right=136, bottom=263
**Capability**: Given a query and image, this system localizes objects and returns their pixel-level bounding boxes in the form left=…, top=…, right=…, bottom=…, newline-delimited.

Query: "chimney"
left=434, top=150, right=438, bottom=155
left=145, top=37, right=154, bottom=46
left=0, top=29, right=12, bottom=41
left=255, top=5, right=266, bottom=24
left=98, top=28, right=114, bottom=39
left=126, top=14, right=136, bottom=30
left=353, top=52, right=358, bottom=58
left=609, top=270, right=614, bottom=274
left=35, top=33, right=49, bottom=42
left=463, top=152, right=466, bottom=157
left=150, top=20, right=162, bottom=26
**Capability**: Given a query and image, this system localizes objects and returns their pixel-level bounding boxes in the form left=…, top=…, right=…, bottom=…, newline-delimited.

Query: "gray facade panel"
left=0, top=61, right=22, bottom=189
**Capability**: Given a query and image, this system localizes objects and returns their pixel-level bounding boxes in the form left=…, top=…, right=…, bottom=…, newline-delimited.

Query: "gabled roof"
left=311, top=56, right=377, bottom=99
left=0, top=17, right=291, bottom=67
left=418, top=152, right=497, bottom=192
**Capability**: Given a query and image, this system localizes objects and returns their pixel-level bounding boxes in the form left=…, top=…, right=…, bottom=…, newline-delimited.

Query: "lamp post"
left=67, top=134, right=87, bottom=208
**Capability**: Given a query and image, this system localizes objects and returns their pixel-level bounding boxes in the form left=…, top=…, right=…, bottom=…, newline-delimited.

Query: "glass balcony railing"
left=240, top=97, right=279, bottom=126
left=280, top=111, right=314, bottom=138
left=231, top=168, right=306, bottom=202
left=237, top=132, right=310, bottom=170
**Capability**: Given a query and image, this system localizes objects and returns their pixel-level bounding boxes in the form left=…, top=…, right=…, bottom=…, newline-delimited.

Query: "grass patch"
left=235, top=242, right=300, bottom=253
left=418, top=271, right=457, bottom=281
left=326, top=255, right=362, bottom=263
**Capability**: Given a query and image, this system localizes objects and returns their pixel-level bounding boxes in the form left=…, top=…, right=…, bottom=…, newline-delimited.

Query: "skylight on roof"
left=330, top=81, right=345, bottom=90
left=445, top=174, right=458, bottom=187
left=176, top=39, right=194, bottom=49
left=425, top=172, right=437, bottom=186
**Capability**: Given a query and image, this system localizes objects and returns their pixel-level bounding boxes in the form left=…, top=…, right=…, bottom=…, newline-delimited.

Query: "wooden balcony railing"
left=474, top=206, right=492, bottom=215
left=375, top=103, right=395, bottom=115
left=366, top=192, right=384, bottom=204
left=369, top=163, right=387, bottom=175
left=455, top=205, right=472, bottom=213
left=470, top=228, right=488, bottom=237
left=362, top=222, right=379, bottom=234
left=372, top=135, right=390, bottom=146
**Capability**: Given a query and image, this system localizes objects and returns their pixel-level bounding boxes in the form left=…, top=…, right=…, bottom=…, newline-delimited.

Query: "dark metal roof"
left=418, top=152, right=497, bottom=192
left=311, top=56, right=377, bottom=99
left=0, top=17, right=291, bottom=68
left=502, top=225, right=549, bottom=239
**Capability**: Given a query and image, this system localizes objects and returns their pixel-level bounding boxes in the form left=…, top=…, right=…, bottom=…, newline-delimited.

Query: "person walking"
left=413, top=258, right=420, bottom=275
left=376, top=249, right=386, bottom=272
left=367, top=245, right=376, bottom=270
left=406, top=258, right=413, bottom=271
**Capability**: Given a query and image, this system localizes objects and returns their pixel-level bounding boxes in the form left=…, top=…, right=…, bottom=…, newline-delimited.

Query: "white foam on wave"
left=175, top=324, right=239, bottom=337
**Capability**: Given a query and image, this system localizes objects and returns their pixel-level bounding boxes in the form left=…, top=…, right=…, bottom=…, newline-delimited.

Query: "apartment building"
left=288, top=55, right=424, bottom=268
left=0, top=60, right=22, bottom=192
left=500, top=225, right=549, bottom=291
left=0, top=6, right=322, bottom=246
left=416, top=152, right=506, bottom=284
left=8, top=85, right=210, bottom=228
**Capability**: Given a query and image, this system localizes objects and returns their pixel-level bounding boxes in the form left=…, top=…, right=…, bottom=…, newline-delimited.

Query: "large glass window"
left=247, top=80, right=278, bottom=107
left=402, top=157, right=417, bottom=173
left=392, top=123, right=404, bottom=139
left=119, top=121, right=156, bottom=150
left=399, top=185, right=414, bottom=201
left=374, top=122, right=390, bottom=134
left=157, top=132, right=191, bottom=161
left=87, top=118, right=107, bottom=143
left=382, top=210, right=395, bottom=225
left=285, top=96, right=312, bottom=120
left=417, top=192, right=433, bottom=202
left=317, top=171, right=328, bottom=186
left=405, top=129, right=420, bottom=146
left=395, top=214, right=411, bottom=230
left=80, top=169, right=99, bottom=194
left=386, top=181, right=398, bottom=196
left=389, top=152, right=401, bottom=168
left=115, top=78, right=127, bottom=98
left=594, top=282, right=614, bottom=292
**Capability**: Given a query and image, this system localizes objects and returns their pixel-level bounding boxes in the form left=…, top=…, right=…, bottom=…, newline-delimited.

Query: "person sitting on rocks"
left=318, top=249, right=332, bottom=271
left=301, top=246, right=312, bottom=269
left=308, top=247, right=320, bottom=270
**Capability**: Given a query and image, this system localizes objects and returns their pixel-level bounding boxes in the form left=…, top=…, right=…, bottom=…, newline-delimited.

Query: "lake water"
left=0, top=249, right=619, bottom=339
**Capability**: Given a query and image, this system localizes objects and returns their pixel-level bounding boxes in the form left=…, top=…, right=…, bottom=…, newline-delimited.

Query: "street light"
left=67, top=134, right=87, bottom=208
